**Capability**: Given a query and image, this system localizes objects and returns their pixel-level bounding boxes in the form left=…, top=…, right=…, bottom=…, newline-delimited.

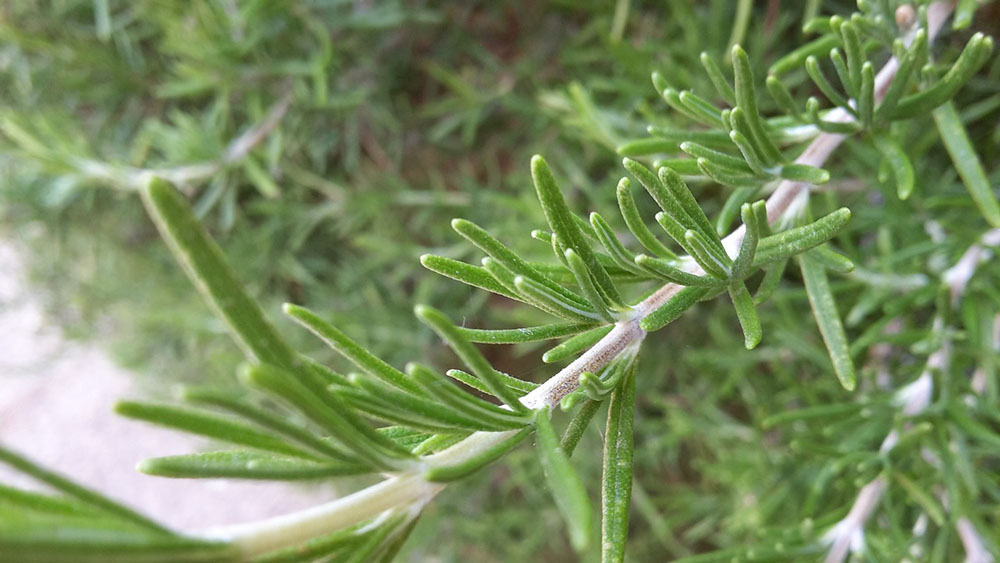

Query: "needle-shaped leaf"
left=601, top=364, right=636, bottom=563
left=419, top=254, right=521, bottom=302
left=532, top=155, right=622, bottom=305
left=137, top=451, right=370, bottom=480
left=700, top=52, right=736, bottom=105
left=677, top=90, right=725, bottom=127
left=805, top=97, right=861, bottom=134
left=829, top=48, right=854, bottom=99
left=875, top=33, right=924, bottom=122
left=731, top=45, right=783, bottom=164
left=284, top=304, right=424, bottom=396
left=872, top=133, right=914, bottom=200
left=776, top=163, right=830, bottom=184
left=616, top=177, right=677, bottom=259
left=858, top=62, right=874, bottom=129
left=534, top=407, right=593, bottom=553
left=731, top=201, right=763, bottom=281
left=406, top=363, right=531, bottom=430
left=114, top=401, right=319, bottom=460
left=455, top=322, right=598, bottom=344
left=560, top=399, right=602, bottom=454
left=514, top=275, right=603, bottom=322
left=634, top=254, right=720, bottom=287
left=348, top=374, right=516, bottom=432
left=889, top=33, right=993, bottom=119
left=768, top=34, right=840, bottom=76
left=838, top=20, right=862, bottom=92
left=684, top=229, right=731, bottom=279
left=0, top=446, right=170, bottom=535
left=416, top=305, right=528, bottom=412
left=451, top=218, right=593, bottom=311
left=932, top=101, right=1000, bottom=228
left=729, top=281, right=762, bottom=349
left=241, top=363, right=411, bottom=468
left=798, top=254, right=856, bottom=390
left=765, top=75, right=801, bottom=120
left=805, top=56, right=852, bottom=114
left=424, top=427, right=532, bottom=482
left=754, top=259, right=788, bottom=304
left=807, top=245, right=855, bottom=273
left=590, top=212, right=646, bottom=275
left=446, top=369, right=538, bottom=395
left=696, top=157, right=762, bottom=187
left=753, top=208, right=852, bottom=267
left=641, top=286, right=712, bottom=332
left=658, top=165, right=724, bottom=247
left=141, top=178, right=297, bottom=370
left=542, top=325, right=615, bottom=364
left=680, top=142, right=753, bottom=174
left=564, top=249, right=617, bottom=322
left=181, top=387, right=355, bottom=461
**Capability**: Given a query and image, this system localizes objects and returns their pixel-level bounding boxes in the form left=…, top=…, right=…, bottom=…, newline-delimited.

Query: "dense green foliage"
left=2, top=1, right=1000, bottom=561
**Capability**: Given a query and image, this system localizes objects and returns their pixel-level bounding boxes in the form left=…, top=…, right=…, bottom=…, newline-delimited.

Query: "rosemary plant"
left=2, top=1, right=1000, bottom=561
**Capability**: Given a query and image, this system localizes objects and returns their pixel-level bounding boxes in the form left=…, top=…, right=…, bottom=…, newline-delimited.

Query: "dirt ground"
left=0, top=241, right=339, bottom=533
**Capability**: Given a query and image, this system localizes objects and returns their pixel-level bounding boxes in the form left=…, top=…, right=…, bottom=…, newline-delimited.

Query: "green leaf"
left=445, top=369, right=538, bottom=396
left=283, top=304, right=424, bottom=396
left=590, top=212, right=645, bottom=276
left=543, top=325, right=614, bottom=363
left=684, top=229, right=731, bottom=279
left=137, top=451, right=370, bottom=480
left=728, top=281, right=762, bottom=349
left=634, top=254, right=720, bottom=287
left=658, top=165, right=721, bottom=246
left=406, top=363, right=532, bottom=430
left=890, top=33, right=994, bottom=119
left=455, top=322, right=598, bottom=344
left=700, top=52, right=736, bottom=105
left=875, top=34, right=924, bottom=122
left=753, top=208, right=852, bottom=266
left=534, top=407, right=593, bottom=552
left=181, top=387, right=356, bottom=462
left=0, top=446, right=169, bottom=535
left=731, top=45, right=783, bottom=164
left=731, top=201, right=763, bottom=281
left=798, top=254, right=856, bottom=390
left=531, top=155, right=623, bottom=305
left=451, top=218, right=593, bottom=311
left=858, top=62, right=874, bottom=129
left=765, top=75, right=801, bottom=120
left=872, top=133, right=914, bottom=200
left=641, top=286, right=712, bottom=332
left=114, top=401, right=318, bottom=460
left=601, top=364, right=636, bottom=563
left=424, top=427, right=532, bottom=482
left=776, top=163, right=830, bottom=184
left=513, top=275, right=603, bottom=322
left=419, top=254, right=521, bottom=302
left=892, top=472, right=946, bottom=527
left=560, top=400, right=602, bottom=455
left=805, top=55, right=852, bottom=113
left=616, top=177, right=677, bottom=259
left=564, top=248, right=616, bottom=322
left=415, top=305, right=529, bottom=412
left=768, top=34, right=840, bottom=76
left=241, top=364, right=411, bottom=469
left=140, top=178, right=297, bottom=369
left=931, top=101, right=1000, bottom=227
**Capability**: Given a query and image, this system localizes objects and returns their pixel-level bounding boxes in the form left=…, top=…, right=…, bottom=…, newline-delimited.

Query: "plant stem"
left=206, top=3, right=957, bottom=558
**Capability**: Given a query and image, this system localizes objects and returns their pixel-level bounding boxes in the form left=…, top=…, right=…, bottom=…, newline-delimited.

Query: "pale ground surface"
left=0, top=240, right=339, bottom=533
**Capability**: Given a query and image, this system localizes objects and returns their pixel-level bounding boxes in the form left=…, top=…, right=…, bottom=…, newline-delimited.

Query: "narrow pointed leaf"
left=889, top=33, right=993, bottom=119
left=731, top=201, right=762, bottom=281
left=700, top=52, right=736, bottom=105
left=729, top=281, right=762, bottom=349
left=560, top=400, right=602, bottom=455
left=731, top=45, right=783, bottom=164
left=634, top=254, right=720, bottom=287
left=872, top=133, right=914, bottom=200
left=641, top=286, right=712, bottom=331
left=141, top=178, right=297, bottom=369
left=684, top=229, right=731, bottom=279
left=0, top=446, right=170, bottom=535
left=137, top=451, right=369, bottom=480
left=753, top=208, right=852, bottom=266
left=590, top=212, right=645, bottom=275
left=406, top=363, right=531, bottom=430
left=514, top=275, right=603, bottom=322
left=931, top=101, right=1000, bottom=227
left=616, top=177, right=677, bottom=259
left=534, top=408, right=593, bottom=552
left=564, top=249, right=616, bottom=322
left=602, top=365, right=636, bottom=563
left=798, top=254, right=856, bottom=390
left=543, top=325, right=614, bottom=363
left=532, top=155, right=622, bottom=304
left=416, top=305, right=528, bottom=412
left=114, top=401, right=318, bottom=460
left=419, top=254, right=521, bottom=301
left=455, top=322, right=597, bottom=344
left=284, top=304, right=424, bottom=396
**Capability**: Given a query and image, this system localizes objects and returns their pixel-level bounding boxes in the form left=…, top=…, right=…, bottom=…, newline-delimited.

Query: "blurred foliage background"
left=2, top=1, right=999, bottom=560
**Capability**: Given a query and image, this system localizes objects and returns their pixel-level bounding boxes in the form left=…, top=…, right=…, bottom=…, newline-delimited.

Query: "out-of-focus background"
left=2, top=1, right=998, bottom=561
